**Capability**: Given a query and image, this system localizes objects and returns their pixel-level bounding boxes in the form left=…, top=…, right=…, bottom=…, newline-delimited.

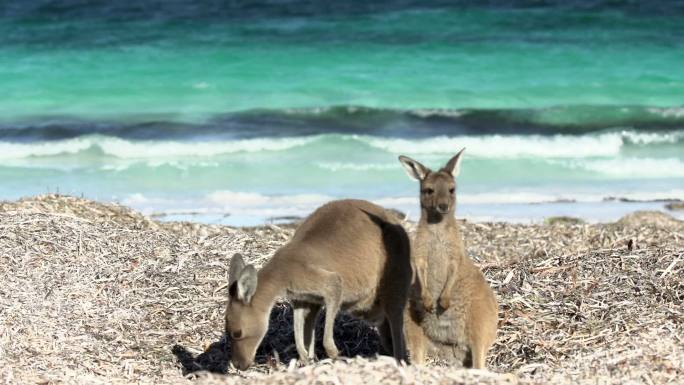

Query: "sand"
left=0, top=194, right=681, bottom=384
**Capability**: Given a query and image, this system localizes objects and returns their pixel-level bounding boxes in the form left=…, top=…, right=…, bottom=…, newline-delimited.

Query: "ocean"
left=1, top=1, right=683, bottom=225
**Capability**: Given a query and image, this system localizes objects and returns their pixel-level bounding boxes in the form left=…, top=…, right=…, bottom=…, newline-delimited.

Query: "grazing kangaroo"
left=398, top=149, right=498, bottom=368
left=225, top=199, right=412, bottom=370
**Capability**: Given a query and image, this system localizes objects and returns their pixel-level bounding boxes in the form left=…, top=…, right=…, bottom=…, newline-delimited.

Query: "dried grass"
left=0, top=195, right=681, bottom=384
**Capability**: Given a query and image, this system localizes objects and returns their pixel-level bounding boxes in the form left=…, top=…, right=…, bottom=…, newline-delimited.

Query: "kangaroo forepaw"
left=421, top=292, right=435, bottom=311
left=438, top=295, right=452, bottom=309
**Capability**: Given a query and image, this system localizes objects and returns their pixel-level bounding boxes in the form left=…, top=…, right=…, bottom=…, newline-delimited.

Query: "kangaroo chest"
left=414, top=227, right=461, bottom=298
left=413, top=224, right=469, bottom=349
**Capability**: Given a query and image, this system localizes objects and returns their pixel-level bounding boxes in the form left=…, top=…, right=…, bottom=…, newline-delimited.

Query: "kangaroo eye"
left=231, top=329, right=243, bottom=339
left=449, top=188, right=455, bottom=194
left=422, top=188, right=434, bottom=195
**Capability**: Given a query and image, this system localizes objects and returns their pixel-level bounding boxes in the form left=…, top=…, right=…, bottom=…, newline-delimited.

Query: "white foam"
left=378, top=190, right=684, bottom=207
left=565, top=157, right=684, bottom=178
left=358, top=133, right=625, bottom=158
left=124, top=189, right=684, bottom=226
left=98, top=136, right=316, bottom=158
left=206, top=190, right=332, bottom=208
left=408, top=109, right=466, bottom=118
left=125, top=191, right=334, bottom=218
left=0, top=137, right=92, bottom=159
left=460, top=192, right=577, bottom=204
left=1, top=130, right=682, bottom=162
left=620, top=129, right=684, bottom=145
left=0, top=135, right=317, bottom=160
left=144, top=191, right=336, bottom=220
left=647, top=107, right=684, bottom=119
left=315, top=162, right=397, bottom=171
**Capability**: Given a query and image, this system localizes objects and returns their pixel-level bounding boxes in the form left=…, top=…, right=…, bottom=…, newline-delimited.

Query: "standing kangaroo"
left=398, top=149, right=498, bottom=368
left=225, top=199, right=412, bottom=370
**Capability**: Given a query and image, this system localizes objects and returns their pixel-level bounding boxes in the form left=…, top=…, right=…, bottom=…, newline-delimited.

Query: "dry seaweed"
left=0, top=195, right=681, bottom=384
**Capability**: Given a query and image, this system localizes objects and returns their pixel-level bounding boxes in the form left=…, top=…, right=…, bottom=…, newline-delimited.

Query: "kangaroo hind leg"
left=386, top=311, right=408, bottom=363
left=470, top=342, right=487, bottom=369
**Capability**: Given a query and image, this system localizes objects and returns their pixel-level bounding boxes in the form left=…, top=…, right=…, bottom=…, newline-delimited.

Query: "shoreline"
left=144, top=197, right=684, bottom=228
left=1, top=194, right=682, bottom=384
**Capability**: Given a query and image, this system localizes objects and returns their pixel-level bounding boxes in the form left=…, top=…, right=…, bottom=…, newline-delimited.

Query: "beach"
left=0, top=194, right=681, bottom=384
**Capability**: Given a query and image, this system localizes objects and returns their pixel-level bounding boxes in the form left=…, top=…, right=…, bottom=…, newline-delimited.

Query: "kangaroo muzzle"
left=437, top=203, right=450, bottom=214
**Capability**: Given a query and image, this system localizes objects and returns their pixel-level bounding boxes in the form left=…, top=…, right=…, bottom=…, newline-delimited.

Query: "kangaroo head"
left=398, top=148, right=465, bottom=222
left=224, top=253, right=269, bottom=370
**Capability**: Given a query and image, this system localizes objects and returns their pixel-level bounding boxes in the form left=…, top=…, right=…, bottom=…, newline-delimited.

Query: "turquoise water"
left=1, top=1, right=683, bottom=224
left=3, top=3, right=684, bottom=120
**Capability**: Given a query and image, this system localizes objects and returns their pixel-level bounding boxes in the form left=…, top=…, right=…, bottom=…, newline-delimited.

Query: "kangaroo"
left=398, top=149, right=498, bottom=368
left=224, top=199, right=412, bottom=370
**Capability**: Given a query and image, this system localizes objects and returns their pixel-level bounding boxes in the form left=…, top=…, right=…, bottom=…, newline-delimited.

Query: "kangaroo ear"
left=229, top=253, right=246, bottom=286
left=444, top=148, right=465, bottom=177
left=398, top=155, right=430, bottom=181
left=235, top=265, right=258, bottom=304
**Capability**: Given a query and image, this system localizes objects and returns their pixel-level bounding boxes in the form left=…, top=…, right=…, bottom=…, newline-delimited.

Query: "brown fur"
left=224, top=199, right=412, bottom=369
left=398, top=150, right=498, bottom=368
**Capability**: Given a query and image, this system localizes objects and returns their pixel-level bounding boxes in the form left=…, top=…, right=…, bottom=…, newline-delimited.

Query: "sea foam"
left=1, top=130, right=682, bottom=161
left=122, top=189, right=684, bottom=227
left=359, top=133, right=626, bottom=158
left=567, top=157, right=684, bottom=178
left=0, top=135, right=317, bottom=159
